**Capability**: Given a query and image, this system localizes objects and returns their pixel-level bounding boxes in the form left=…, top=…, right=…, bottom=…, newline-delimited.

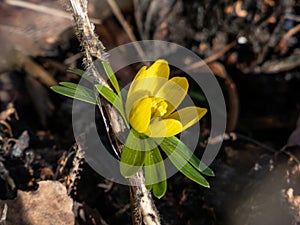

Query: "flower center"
left=150, top=97, right=168, bottom=117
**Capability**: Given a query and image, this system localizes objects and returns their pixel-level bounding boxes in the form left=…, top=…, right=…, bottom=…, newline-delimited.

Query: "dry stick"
left=5, top=0, right=101, bottom=24
left=133, top=0, right=149, bottom=40
left=0, top=202, right=8, bottom=225
left=105, top=0, right=145, bottom=59
left=67, top=0, right=160, bottom=224
left=184, top=40, right=237, bottom=71
left=5, top=0, right=71, bottom=19
left=256, top=11, right=285, bottom=65
left=15, top=51, right=57, bottom=87
left=208, top=62, right=239, bottom=132
left=284, top=14, right=300, bottom=22
left=280, top=24, right=300, bottom=46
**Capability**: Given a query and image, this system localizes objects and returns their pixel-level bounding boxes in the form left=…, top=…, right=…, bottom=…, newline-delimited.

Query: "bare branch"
left=4, top=0, right=101, bottom=24
left=105, top=0, right=145, bottom=59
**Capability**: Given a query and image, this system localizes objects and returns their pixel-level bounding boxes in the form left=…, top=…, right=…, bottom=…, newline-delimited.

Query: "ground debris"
left=3, top=180, right=74, bottom=225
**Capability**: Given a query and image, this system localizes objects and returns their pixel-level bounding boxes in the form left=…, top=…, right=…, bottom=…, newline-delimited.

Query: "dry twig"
left=15, top=51, right=57, bottom=87
left=185, top=40, right=237, bottom=71
left=0, top=202, right=7, bottom=225
left=5, top=0, right=101, bottom=24
left=105, top=0, right=145, bottom=59
left=208, top=62, right=239, bottom=132
left=278, top=24, right=300, bottom=48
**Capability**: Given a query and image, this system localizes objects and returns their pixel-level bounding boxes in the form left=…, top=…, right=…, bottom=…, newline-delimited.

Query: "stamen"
left=150, top=97, right=168, bottom=117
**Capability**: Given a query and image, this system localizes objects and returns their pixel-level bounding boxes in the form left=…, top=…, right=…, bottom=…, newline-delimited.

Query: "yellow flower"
left=125, top=59, right=207, bottom=138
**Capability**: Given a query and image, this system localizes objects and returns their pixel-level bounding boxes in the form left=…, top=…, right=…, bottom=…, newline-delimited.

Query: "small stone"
left=4, top=181, right=74, bottom=225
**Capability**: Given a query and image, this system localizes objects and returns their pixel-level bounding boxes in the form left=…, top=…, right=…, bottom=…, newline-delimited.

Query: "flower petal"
left=145, top=59, right=170, bottom=79
left=128, top=60, right=170, bottom=97
left=133, top=66, right=147, bottom=81
left=146, top=118, right=183, bottom=137
left=133, top=60, right=170, bottom=81
left=168, top=107, right=207, bottom=131
left=129, top=97, right=152, bottom=133
left=128, top=77, right=167, bottom=98
left=126, top=89, right=150, bottom=120
left=156, top=77, right=189, bottom=116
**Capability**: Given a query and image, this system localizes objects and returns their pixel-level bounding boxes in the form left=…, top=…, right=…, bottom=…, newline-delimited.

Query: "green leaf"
left=95, top=84, right=129, bottom=128
left=163, top=136, right=214, bottom=177
left=144, top=140, right=167, bottom=199
left=120, top=130, right=146, bottom=178
left=120, top=147, right=145, bottom=178
left=51, top=82, right=96, bottom=104
left=102, top=61, right=120, bottom=95
left=67, top=68, right=94, bottom=83
left=160, top=139, right=210, bottom=188
left=188, top=90, right=206, bottom=102
left=59, top=82, right=80, bottom=89
left=152, top=178, right=167, bottom=199
left=67, top=68, right=84, bottom=77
